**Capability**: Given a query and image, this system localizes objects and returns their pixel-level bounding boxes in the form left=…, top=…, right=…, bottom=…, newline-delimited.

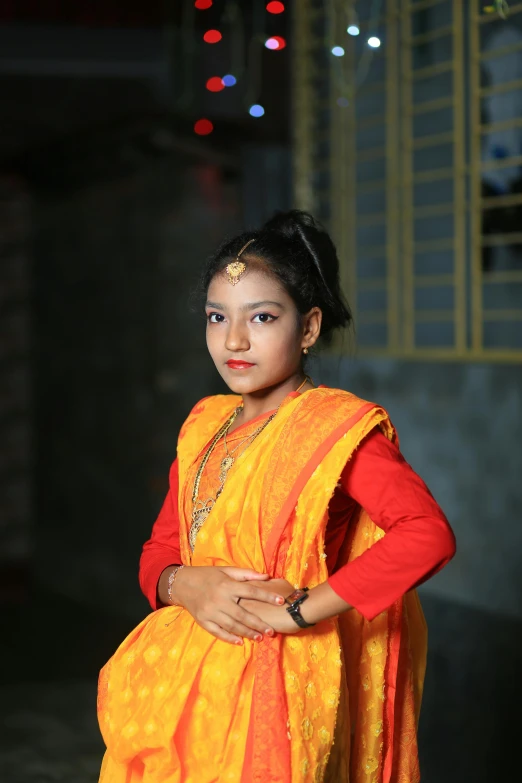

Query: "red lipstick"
left=226, top=360, right=255, bottom=369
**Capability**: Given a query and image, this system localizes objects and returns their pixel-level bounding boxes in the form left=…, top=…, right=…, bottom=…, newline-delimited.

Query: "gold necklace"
left=189, top=409, right=276, bottom=550
left=189, top=374, right=314, bottom=551
left=221, top=375, right=312, bottom=467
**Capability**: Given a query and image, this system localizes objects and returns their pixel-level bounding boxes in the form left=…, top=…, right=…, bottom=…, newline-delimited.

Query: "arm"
left=139, top=458, right=182, bottom=610
left=240, top=428, right=456, bottom=631
left=326, top=429, right=456, bottom=621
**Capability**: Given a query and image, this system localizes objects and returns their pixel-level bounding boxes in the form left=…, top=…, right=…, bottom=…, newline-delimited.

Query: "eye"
left=252, top=313, right=278, bottom=324
left=207, top=312, right=225, bottom=323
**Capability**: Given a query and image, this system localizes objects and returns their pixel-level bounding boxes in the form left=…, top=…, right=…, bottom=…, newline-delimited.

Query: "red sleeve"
left=327, top=429, right=456, bottom=621
left=139, top=457, right=182, bottom=610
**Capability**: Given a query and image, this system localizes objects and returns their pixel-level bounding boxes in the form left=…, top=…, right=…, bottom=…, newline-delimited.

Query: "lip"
left=226, top=360, right=255, bottom=369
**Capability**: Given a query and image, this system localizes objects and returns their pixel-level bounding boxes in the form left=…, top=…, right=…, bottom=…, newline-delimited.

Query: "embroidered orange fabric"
left=97, top=389, right=427, bottom=783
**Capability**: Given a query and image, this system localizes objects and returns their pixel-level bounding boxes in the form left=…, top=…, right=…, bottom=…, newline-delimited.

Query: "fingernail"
left=265, top=629, right=274, bottom=637
left=276, top=597, right=284, bottom=605
left=254, top=634, right=263, bottom=642
left=235, top=639, right=243, bottom=646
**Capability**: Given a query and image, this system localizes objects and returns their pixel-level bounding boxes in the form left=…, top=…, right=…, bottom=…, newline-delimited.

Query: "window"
left=293, top=0, right=522, bottom=360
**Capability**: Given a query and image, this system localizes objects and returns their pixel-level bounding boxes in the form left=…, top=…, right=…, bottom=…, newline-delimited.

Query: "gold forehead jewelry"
left=225, top=238, right=255, bottom=285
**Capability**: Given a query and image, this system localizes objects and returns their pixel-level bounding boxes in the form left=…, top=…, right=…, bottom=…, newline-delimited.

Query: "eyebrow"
left=205, top=300, right=285, bottom=311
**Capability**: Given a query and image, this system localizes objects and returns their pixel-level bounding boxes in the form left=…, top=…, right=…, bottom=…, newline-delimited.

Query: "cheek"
left=255, top=323, right=300, bottom=358
left=205, top=325, right=218, bottom=354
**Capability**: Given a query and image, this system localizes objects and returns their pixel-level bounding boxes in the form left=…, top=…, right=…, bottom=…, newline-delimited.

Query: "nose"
left=225, top=319, right=250, bottom=353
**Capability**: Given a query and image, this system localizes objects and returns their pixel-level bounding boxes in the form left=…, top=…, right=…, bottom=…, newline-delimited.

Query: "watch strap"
left=285, top=588, right=315, bottom=628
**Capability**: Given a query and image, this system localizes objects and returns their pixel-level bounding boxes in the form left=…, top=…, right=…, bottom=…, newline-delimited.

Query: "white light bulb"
left=331, top=46, right=345, bottom=57
left=347, top=25, right=360, bottom=36
left=368, top=36, right=381, bottom=48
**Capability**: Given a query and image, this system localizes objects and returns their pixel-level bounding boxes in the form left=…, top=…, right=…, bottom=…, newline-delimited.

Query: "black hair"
left=200, top=210, right=352, bottom=344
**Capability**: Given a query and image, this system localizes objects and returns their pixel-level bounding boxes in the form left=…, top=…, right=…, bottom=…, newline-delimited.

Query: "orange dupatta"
left=97, top=387, right=426, bottom=783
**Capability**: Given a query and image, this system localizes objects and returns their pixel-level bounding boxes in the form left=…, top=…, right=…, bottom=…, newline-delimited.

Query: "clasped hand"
left=171, top=566, right=294, bottom=645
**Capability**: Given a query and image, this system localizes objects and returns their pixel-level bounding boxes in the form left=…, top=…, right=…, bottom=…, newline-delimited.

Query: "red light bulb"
left=194, top=119, right=214, bottom=135
left=206, top=76, right=225, bottom=92
left=195, top=0, right=212, bottom=8
left=203, top=29, right=222, bottom=44
left=266, top=1, right=285, bottom=13
left=265, top=35, right=286, bottom=50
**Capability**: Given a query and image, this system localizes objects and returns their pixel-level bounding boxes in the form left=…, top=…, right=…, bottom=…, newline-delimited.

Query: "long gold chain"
left=188, top=375, right=314, bottom=551
left=189, top=408, right=276, bottom=550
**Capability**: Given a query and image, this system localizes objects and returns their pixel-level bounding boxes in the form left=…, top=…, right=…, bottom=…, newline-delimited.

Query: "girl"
left=97, top=210, right=455, bottom=783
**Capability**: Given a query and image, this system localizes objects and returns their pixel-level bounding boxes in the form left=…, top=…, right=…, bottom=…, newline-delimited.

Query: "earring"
left=303, top=347, right=309, bottom=355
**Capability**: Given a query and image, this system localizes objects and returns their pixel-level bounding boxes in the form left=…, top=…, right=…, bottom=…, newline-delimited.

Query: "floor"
left=0, top=593, right=135, bottom=783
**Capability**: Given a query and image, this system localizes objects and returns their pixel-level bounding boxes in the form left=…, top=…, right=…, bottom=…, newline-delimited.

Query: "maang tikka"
left=225, top=238, right=255, bottom=285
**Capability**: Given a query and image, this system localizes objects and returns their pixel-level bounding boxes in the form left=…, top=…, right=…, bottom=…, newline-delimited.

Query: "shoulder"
left=178, top=394, right=241, bottom=442
left=294, top=386, right=397, bottom=443
left=297, top=386, right=376, bottom=417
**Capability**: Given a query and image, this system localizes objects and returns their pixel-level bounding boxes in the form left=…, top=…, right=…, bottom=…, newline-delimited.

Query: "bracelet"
left=167, top=565, right=184, bottom=605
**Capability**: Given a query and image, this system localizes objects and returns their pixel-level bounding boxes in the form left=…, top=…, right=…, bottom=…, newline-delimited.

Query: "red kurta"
left=140, top=422, right=455, bottom=621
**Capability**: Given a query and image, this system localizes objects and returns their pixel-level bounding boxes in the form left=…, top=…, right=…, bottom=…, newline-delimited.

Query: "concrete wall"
left=313, top=355, right=522, bottom=619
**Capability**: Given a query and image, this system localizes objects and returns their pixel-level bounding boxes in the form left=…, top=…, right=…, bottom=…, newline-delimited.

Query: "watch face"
left=286, top=588, right=307, bottom=605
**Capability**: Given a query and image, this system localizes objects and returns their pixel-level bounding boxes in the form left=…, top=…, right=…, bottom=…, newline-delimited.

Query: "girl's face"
left=205, top=267, right=319, bottom=395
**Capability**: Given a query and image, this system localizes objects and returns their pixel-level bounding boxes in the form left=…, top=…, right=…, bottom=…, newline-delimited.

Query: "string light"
left=266, top=1, right=285, bottom=13
left=222, top=74, right=237, bottom=87
left=368, top=36, right=381, bottom=48
left=195, top=0, right=212, bottom=8
left=347, top=6, right=360, bottom=37
left=206, top=76, right=225, bottom=92
left=249, top=104, right=265, bottom=117
left=194, top=119, right=214, bottom=135
left=265, top=36, right=286, bottom=50
left=203, top=29, right=222, bottom=44
left=331, top=46, right=345, bottom=57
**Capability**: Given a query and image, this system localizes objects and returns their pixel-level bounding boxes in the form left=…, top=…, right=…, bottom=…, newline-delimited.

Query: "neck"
left=236, top=372, right=314, bottom=426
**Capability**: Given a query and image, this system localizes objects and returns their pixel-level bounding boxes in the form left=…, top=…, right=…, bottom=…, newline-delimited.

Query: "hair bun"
left=263, top=210, right=337, bottom=296
left=262, top=209, right=351, bottom=339
left=262, top=209, right=319, bottom=240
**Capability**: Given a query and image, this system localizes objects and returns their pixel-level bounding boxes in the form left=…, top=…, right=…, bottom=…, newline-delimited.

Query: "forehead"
left=207, top=268, right=293, bottom=306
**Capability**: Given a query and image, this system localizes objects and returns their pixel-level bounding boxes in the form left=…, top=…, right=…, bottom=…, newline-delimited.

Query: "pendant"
left=190, top=503, right=213, bottom=550
left=219, top=455, right=234, bottom=483
left=220, top=456, right=234, bottom=472
left=189, top=514, right=206, bottom=550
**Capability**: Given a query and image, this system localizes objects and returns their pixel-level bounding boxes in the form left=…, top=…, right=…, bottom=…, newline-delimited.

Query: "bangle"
left=167, top=565, right=184, bottom=605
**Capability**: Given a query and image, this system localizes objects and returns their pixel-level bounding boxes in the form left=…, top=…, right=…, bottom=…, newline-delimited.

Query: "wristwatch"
left=285, top=588, right=315, bottom=629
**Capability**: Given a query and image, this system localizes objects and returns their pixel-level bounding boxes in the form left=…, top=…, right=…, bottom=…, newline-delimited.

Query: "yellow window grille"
left=292, top=0, right=522, bottom=361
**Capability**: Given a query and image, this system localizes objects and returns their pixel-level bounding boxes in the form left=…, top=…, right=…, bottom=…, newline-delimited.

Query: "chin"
left=220, top=371, right=263, bottom=395
left=224, top=378, right=259, bottom=395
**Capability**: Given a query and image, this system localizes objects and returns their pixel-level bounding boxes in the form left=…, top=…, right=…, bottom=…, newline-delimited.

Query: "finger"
left=217, top=612, right=265, bottom=642
left=234, top=607, right=275, bottom=636
left=203, top=620, right=244, bottom=646
left=222, top=568, right=270, bottom=582
left=235, top=585, right=286, bottom=605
